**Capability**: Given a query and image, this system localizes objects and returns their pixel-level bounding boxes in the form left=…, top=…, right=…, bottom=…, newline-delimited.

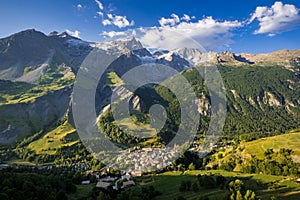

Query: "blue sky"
left=0, top=0, right=299, bottom=53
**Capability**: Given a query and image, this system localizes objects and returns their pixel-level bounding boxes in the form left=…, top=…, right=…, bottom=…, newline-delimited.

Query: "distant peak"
left=105, top=36, right=144, bottom=51
left=58, top=31, right=70, bottom=38
left=21, top=29, right=37, bottom=33
left=8, top=29, right=47, bottom=39
left=56, top=31, right=81, bottom=40
left=48, top=31, right=59, bottom=36
left=15, top=29, right=41, bottom=35
left=121, top=37, right=143, bottom=50
left=131, top=36, right=137, bottom=42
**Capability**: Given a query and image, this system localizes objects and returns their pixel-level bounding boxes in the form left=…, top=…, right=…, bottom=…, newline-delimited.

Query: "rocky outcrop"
left=237, top=50, right=300, bottom=67
left=156, top=52, right=191, bottom=71
left=129, top=95, right=146, bottom=112
left=262, top=91, right=282, bottom=107
left=119, top=37, right=143, bottom=51
left=230, top=90, right=239, bottom=99
left=195, top=95, right=210, bottom=116
left=248, top=97, right=256, bottom=107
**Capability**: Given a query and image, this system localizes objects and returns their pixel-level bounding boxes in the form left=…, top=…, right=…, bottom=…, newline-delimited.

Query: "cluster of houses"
left=86, top=146, right=181, bottom=190
left=83, top=169, right=137, bottom=190
left=115, top=146, right=181, bottom=174
left=95, top=173, right=136, bottom=190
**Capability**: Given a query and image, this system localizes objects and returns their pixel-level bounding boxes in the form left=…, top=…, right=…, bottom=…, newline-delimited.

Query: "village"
left=90, top=140, right=225, bottom=190
left=0, top=143, right=219, bottom=191
left=87, top=146, right=181, bottom=190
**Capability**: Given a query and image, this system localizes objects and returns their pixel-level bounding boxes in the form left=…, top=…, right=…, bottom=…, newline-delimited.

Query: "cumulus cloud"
left=159, top=14, right=180, bottom=26
left=95, top=0, right=104, bottom=10
left=101, top=16, right=242, bottom=50
left=159, top=14, right=193, bottom=26
left=94, top=0, right=134, bottom=28
left=104, top=14, right=134, bottom=28
left=102, top=19, right=111, bottom=26
left=249, top=1, right=300, bottom=35
left=141, top=16, right=242, bottom=50
left=66, top=29, right=81, bottom=38
left=181, top=14, right=191, bottom=21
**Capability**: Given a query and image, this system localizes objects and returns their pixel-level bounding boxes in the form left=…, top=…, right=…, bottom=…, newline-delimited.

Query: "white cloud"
left=268, top=33, right=276, bottom=37
left=103, top=14, right=134, bottom=28
left=140, top=16, right=242, bottom=50
left=66, top=29, right=81, bottom=38
left=97, top=11, right=104, bottom=17
left=249, top=1, right=300, bottom=35
left=102, top=30, right=127, bottom=38
left=94, top=0, right=134, bottom=29
left=77, top=4, right=83, bottom=10
left=159, top=14, right=193, bottom=26
left=102, top=19, right=112, bottom=26
left=107, top=14, right=113, bottom=19
left=159, top=14, right=180, bottom=26
left=95, top=0, right=104, bottom=10
left=99, top=15, right=242, bottom=51
left=181, top=14, right=191, bottom=21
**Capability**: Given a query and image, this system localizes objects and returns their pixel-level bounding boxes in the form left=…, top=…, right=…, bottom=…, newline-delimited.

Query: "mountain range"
left=0, top=29, right=299, bottom=164
left=1, top=29, right=299, bottom=82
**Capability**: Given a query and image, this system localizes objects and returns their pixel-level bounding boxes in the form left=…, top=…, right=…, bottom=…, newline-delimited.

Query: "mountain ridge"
left=0, top=29, right=299, bottom=152
left=1, top=29, right=299, bottom=81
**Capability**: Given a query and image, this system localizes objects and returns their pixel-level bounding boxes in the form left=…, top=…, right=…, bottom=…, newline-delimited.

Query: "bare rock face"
left=156, top=52, right=191, bottom=71
left=217, top=51, right=236, bottom=63
left=119, top=37, right=143, bottom=51
left=195, top=95, right=210, bottom=116
left=129, top=95, right=146, bottom=113
left=262, top=91, right=282, bottom=107
left=238, top=50, right=300, bottom=67
left=248, top=97, right=256, bottom=107
left=230, top=90, right=239, bottom=99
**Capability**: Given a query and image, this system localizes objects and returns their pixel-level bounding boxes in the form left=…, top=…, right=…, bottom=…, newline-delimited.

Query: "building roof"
left=96, top=181, right=111, bottom=188
left=132, top=170, right=142, bottom=176
left=81, top=180, right=90, bottom=184
left=122, top=180, right=135, bottom=188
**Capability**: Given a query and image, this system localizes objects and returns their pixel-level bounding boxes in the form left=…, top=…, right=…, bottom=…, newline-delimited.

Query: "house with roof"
left=96, top=181, right=111, bottom=189
left=122, top=180, right=135, bottom=188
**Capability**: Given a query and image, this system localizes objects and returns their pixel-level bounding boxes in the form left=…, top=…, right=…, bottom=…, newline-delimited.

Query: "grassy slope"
left=0, top=63, right=75, bottom=106
left=242, top=131, right=300, bottom=159
left=28, top=121, right=78, bottom=155
left=106, top=71, right=124, bottom=87
left=135, top=170, right=300, bottom=200
left=0, top=76, right=74, bottom=105
left=118, top=117, right=156, bottom=139
left=207, top=130, right=300, bottom=173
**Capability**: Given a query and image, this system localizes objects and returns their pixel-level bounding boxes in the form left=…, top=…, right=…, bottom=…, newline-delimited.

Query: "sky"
left=0, top=0, right=300, bottom=53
